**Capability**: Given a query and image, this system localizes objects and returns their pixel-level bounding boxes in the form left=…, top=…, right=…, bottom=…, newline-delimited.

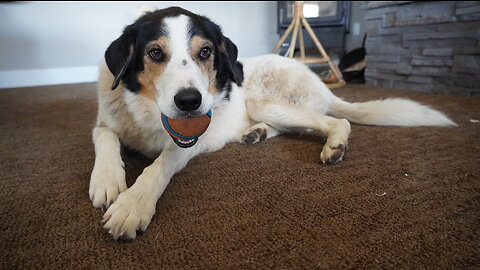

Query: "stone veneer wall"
left=362, top=1, right=480, bottom=97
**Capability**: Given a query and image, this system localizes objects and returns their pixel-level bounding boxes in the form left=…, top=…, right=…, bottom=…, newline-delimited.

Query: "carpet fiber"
left=0, top=83, right=479, bottom=269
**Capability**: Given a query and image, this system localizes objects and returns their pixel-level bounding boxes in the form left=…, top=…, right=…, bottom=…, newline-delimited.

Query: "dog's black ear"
left=105, top=29, right=136, bottom=90
left=220, top=36, right=244, bottom=86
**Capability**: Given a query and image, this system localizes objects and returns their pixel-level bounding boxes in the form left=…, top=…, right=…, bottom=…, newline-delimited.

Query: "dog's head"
left=105, top=7, right=243, bottom=119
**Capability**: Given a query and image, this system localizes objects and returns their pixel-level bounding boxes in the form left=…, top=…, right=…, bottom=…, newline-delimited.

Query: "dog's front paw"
left=89, top=162, right=127, bottom=209
left=102, top=186, right=156, bottom=240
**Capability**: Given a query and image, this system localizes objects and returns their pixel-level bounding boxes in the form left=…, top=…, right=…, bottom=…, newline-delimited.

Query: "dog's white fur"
left=90, top=11, right=456, bottom=240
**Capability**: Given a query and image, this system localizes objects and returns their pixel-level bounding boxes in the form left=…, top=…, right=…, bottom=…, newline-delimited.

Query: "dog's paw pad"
left=242, top=128, right=267, bottom=144
left=327, top=149, right=344, bottom=164
left=321, top=144, right=347, bottom=165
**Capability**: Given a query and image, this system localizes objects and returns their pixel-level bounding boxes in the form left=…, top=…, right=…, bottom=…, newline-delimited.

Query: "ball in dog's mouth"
left=161, top=110, right=212, bottom=148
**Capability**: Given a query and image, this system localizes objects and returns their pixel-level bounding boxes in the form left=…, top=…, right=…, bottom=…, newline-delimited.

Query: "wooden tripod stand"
left=272, top=1, right=345, bottom=88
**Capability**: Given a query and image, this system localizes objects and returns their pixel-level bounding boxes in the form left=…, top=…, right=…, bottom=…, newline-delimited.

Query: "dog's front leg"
left=90, top=126, right=127, bottom=209
left=102, top=144, right=197, bottom=240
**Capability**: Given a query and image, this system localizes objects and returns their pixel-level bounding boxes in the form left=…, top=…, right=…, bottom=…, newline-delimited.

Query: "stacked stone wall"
left=362, top=1, right=480, bottom=96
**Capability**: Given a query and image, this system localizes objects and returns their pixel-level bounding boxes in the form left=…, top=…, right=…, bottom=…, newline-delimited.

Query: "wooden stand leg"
left=298, top=20, right=305, bottom=59
left=300, top=16, right=344, bottom=84
left=272, top=19, right=295, bottom=54
left=288, top=17, right=300, bottom=58
left=272, top=1, right=346, bottom=88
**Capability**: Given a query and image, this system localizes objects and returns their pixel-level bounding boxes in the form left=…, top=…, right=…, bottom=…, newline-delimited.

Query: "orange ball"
left=161, top=110, right=212, bottom=148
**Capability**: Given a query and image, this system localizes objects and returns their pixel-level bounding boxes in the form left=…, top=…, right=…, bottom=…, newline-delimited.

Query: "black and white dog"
left=90, top=7, right=455, bottom=240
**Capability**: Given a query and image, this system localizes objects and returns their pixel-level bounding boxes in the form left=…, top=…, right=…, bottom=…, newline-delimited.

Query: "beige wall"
left=0, top=2, right=278, bottom=88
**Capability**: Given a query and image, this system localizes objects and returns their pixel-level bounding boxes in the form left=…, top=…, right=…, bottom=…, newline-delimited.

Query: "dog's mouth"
left=172, top=137, right=198, bottom=148
left=161, top=110, right=212, bottom=148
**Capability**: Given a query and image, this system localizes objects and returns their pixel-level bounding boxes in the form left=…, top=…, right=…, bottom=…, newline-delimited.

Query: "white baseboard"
left=0, top=66, right=98, bottom=89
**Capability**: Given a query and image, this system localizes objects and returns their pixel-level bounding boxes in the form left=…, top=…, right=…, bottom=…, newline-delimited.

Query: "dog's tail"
left=329, top=96, right=457, bottom=127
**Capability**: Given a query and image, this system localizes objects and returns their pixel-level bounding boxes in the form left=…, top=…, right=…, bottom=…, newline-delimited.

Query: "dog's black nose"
left=174, top=88, right=202, bottom=112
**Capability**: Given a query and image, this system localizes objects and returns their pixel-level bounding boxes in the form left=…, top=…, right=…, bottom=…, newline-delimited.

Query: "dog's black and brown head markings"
left=105, top=7, right=243, bottom=119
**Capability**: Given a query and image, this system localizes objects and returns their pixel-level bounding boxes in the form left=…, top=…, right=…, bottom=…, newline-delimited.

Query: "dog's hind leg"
left=246, top=99, right=351, bottom=164
left=241, top=122, right=280, bottom=144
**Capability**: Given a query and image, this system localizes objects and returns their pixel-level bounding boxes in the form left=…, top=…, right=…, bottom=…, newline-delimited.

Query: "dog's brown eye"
left=199, top=47, right=211, bottom=60
left=148, top=49, right=163, bottom=61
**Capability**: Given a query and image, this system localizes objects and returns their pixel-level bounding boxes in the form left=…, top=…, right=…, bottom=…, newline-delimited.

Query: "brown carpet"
left=0, top=82, right=479, bottom=269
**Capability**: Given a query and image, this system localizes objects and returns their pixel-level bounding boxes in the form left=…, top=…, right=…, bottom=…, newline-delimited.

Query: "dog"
left=90, top=7, right=456, bottom=240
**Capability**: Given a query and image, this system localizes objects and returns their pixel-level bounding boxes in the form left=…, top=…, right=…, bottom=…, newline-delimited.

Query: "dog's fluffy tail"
left=330, top=97, right=457, bottom=127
